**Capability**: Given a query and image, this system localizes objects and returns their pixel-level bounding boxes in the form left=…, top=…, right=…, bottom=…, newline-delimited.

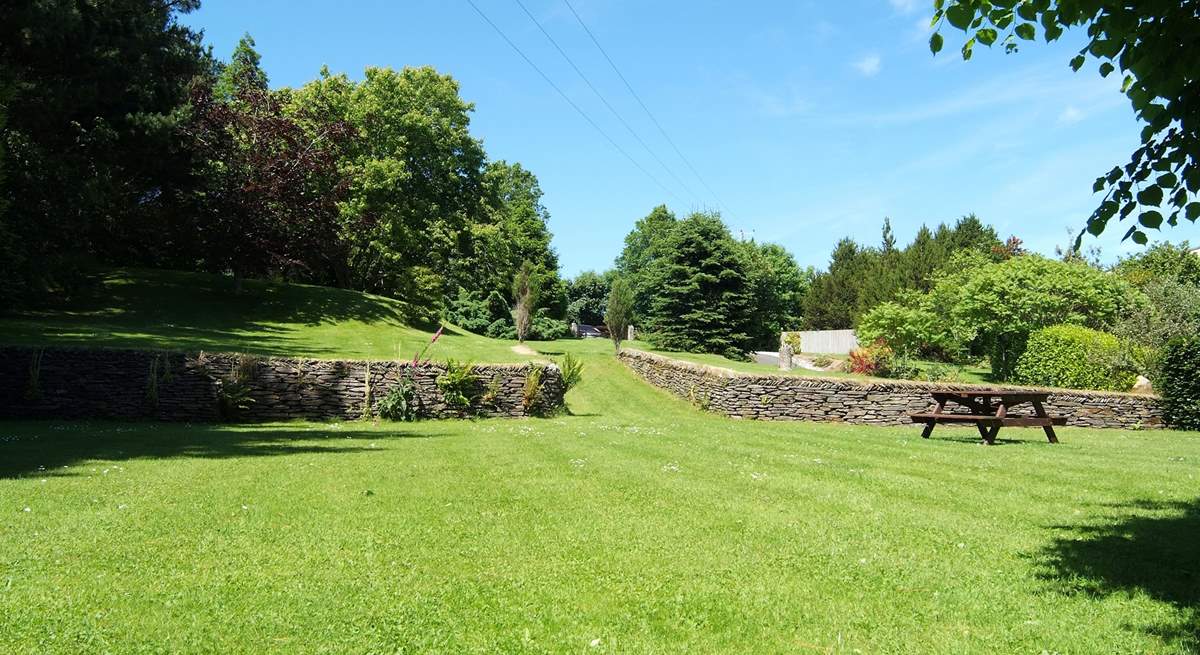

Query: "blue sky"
left=182, top=0, right=1197, bottom=277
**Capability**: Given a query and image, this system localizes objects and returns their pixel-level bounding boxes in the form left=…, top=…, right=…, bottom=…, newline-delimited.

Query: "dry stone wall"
left=619, top=349, right=1163, bottom=430
left=0, top=346, right=563, bottom=422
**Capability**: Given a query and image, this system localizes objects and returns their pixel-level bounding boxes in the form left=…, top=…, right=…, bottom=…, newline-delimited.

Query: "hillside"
left=0, top=268, right=529, bottom=362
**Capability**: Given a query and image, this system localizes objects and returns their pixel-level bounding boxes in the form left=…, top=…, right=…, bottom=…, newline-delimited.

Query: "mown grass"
left=650, top=348, right=993, bottom=384
left=0, top=268, right=527, bottom=362
left=2, top=339, right=1197, bottom=653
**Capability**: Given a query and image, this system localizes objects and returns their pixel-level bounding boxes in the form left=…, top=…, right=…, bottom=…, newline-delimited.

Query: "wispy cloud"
left=840, top=63, right=1125, bottom=126
left=853, top=54, right=882, bottom=77
left=1058, top=106, right=1085, bottom=124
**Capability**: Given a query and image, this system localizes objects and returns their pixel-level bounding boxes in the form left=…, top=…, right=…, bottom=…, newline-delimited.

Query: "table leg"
left=983, top=425, right=1000, bottom=445
left=922, top=398, right=946, bottom=439
left=1032, top=400, right=1059, bottom=443
left=976, top=422, right=989, bottom=440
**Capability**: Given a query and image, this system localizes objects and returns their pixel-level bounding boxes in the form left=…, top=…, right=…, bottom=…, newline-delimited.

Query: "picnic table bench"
left=909, top=389, right=1066, bottom=445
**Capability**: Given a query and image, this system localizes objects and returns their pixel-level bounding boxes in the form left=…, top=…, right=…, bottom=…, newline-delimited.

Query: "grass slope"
left=0, top=268, right=528, bottom=362
left=2, top=338, right=1197, bottom=653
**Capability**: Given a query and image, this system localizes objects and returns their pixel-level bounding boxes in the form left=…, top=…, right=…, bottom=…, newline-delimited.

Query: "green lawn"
left=650, top=348, right=993, bottom=384
left=2, top=338, right=1197, bottom=653
left=0, top=268, right=527, bottom=362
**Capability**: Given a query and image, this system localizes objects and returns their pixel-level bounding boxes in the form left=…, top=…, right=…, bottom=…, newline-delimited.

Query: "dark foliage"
left=1161, top=335, right=1200, bottom=430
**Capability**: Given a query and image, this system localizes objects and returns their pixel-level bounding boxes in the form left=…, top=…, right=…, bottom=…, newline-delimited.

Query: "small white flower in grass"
left=117, top=504, right=127, bottom=510
left=957, top=543, right=965, bottom=549
left=750, top=472, right=766, bottom=481
left=589, top=638, right=601, bottom=647
left=570, top=459, right=587, bottom=469
left=22, top=507, right=31, bottom=513
left=661, top=462, right=680, bottom=473
left=858, top=558, right=867, bottom=564
left=241, top=505, right=249, bottom=510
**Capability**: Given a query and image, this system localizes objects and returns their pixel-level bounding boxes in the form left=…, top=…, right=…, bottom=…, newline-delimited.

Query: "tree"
left=288, top=66, right=487, bottom=308
left=215, top=33, right=267, bottom=100
left=615, top=205, right=677, bottom=319
left=567, top=271, right=610, bottom=326
left=1114, top=241, right=1200, bottom=288
left=738, top=240, right=813, bottom=349
left=644, top=212, right=753, bottom=359
left=930, top=2, right=1199, bottom=245
left=511, top=261, right=541, bottom=343
left=183, top=38, right=350, bottom=290
left=951, top=255, right=1139, bottom=380
left=803, top=238, right=874, bottom=329
left=0, top=0, right=210, bottom=300
left=605, top=277, right=635, bottom=353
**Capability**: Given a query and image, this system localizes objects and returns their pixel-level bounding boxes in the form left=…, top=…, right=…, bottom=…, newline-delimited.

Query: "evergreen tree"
left=645, top=213, right=753, bottom=359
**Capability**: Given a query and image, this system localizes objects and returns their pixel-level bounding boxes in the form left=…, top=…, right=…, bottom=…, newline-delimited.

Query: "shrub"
left=436, top=360, right=477, bottom=409
left=559, top=353, right=583, bottom=392
left=844, top=340, right=894, bottom=376
left=377, top=377, right=418, bottom=421
left=1012, top=325, right=1136, bottom=392
left=523, top=364, right=545, bottom=413
left=882, top=353, right=920, bottom=380
left=856, top=300, right=946, bottom=357
left=485, top=318, right=517, bottom=340
left=810, top=355, right=833, bottom=368
left=920, top=362, right=964, bottom=383
left=1160, top=336, right=1200, bottom=430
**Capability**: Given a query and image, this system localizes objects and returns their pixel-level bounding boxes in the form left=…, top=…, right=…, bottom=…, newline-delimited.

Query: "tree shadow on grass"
left=0, top=420, right=432, bottom=479
left=1038, top=498, right=1199, bottom=650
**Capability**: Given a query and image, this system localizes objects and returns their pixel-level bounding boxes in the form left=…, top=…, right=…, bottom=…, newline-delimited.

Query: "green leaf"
left=1121, top=75, right=1134, bottom=92
left=1157, top=172, right=1178, bottom=188
left=1138, top=210, right=1163, bottom=229
left=1092, top=176, right=1106, bottom=193
left=930, top=32, right=944, bottom=54
left=1086, top=217, right=1106, bottom=236
left=1137, top=186, right=1163, bottom=206
left=1069, top=54, right=1086, bottom=71
left=961, top=37, right=975, bottom=61
left=1131, top=230, right=1148, bottom=245
left=1017, top=2, right=1037, bottom=21
left=946, top=5, right=973, bottom=30
left=1187, top=202, right=1200, bottom=222
left=1099, top=62, right=1114, bottom=77
left=977, top=28, right=998, bottom=46
left=1015, top=23, right=1036, bottom=41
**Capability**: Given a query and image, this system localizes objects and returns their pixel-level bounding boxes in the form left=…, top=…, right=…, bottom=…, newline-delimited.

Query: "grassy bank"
left=1, top=339, right=1196, bottom=653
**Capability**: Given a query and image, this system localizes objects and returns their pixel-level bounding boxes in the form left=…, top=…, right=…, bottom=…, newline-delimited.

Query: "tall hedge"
left=1013, top=324, right=1136, bottom=392
left=1160, top=336, right=1200, bottom=430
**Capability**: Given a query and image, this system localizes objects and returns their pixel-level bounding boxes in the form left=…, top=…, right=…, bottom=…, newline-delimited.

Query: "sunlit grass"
left=1, top=340, right=1196, bottom=653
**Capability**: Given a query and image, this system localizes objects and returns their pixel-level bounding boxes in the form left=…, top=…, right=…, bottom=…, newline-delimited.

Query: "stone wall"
left=0, top=346, right=563, bottom=423
left=619, top=349, right=1163, bottom=430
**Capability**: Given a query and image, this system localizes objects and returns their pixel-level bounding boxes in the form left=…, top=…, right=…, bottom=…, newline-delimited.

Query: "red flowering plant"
left=377, top=326, right=444, bottom=422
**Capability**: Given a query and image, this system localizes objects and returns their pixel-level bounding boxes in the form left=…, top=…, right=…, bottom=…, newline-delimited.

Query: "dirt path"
left=510, top=344, right=536, bottom=356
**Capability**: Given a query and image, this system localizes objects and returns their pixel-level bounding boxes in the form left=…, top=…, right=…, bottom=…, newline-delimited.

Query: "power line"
left=464, top=0, right=683, bottom=204
left=561, top=0, right=737, bottom=220
left=511, top=0, right=700, bottom=205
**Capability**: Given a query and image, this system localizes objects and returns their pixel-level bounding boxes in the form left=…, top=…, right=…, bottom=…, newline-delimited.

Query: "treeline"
left=0, top=1, right=563, bottom=327
left=564, top=206, right=815, bottom=358
left=802, top=215, right=1020, bottom=329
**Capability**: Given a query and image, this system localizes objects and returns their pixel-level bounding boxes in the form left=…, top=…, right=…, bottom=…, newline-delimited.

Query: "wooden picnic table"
left=909, top=389, right=1066, bottom=445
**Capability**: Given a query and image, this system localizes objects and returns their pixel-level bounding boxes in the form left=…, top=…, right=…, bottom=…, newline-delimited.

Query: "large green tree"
left=738, top=240, right=813, bottom=349
left=615, top=204, right=678, bottom=320
left=0, top=0, right=211, bottom=301
left=644, top=212, right=753, bottom=359
left=930, top=1, right=1199, bottom=244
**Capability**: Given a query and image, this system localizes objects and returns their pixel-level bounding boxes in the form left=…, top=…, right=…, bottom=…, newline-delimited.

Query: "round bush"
left=1160, top=335, right=1200, bottom=430
left=1013, top=324, right=1136, bottom=392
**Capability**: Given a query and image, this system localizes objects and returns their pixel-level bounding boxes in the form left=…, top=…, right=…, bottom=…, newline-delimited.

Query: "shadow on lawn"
left=1039, top=498, right=1199, bottom=649
left=0, top=421, right=431, bottom=479
left=1, top=268, right=442, bottom=357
